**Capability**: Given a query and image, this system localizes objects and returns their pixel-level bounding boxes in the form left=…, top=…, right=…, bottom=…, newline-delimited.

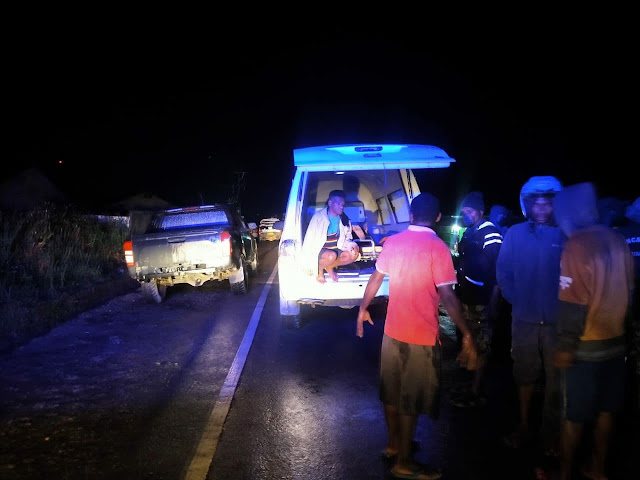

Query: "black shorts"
left=318, top=247, right=342, bottom=259
left=562, top=356, right=625, bottom=423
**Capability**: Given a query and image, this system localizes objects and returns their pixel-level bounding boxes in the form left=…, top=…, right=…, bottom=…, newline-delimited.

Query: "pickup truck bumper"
left=128, top=264, right=240, bottom=287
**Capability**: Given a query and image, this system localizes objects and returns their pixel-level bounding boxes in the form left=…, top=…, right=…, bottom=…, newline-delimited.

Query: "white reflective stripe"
left=484, top=233, right=502, bottom=239
left=478, top=221, right=494, bottom=230
left=436, top=281, right=457, bottom=287
left=465, top=275, right=484, bottom=286
left=483, top=239, right=502, bottom=249
left=185, top=264, right=278, bottom=479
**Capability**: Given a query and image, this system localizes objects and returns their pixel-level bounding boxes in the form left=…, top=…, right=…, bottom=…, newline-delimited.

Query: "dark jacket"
left=496, top=221, right=565, bottom=325
left=616, top=221, right=640, bottom=280
left=457, top=219, right=502, bottom=305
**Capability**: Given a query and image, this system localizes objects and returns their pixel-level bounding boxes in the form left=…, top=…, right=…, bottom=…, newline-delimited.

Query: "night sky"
left=4, top=18, right=635, bottom=221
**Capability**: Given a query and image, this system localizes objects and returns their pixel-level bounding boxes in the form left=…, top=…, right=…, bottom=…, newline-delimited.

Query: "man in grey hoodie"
left=496, top=176, right=564, bottom=455
left=552, top=183, right=634, bottom=480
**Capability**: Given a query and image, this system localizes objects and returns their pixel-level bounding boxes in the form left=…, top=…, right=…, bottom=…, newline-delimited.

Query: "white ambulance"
left=277, top=144, right=455, bottom=325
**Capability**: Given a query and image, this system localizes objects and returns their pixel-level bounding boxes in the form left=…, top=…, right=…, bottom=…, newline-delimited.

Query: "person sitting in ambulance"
left=301, top=190, right=359, bottom=283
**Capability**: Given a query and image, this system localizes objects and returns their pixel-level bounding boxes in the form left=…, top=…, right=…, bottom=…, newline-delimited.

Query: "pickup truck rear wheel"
left=141, top=279, right=167, bottom=303
left=230, top=259, right=249, bottom=295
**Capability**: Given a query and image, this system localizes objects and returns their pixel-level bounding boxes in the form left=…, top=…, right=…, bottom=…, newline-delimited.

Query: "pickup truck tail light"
left=123, top=241, right=135, bottom=267
left=220, top=231, right=232, bottom=256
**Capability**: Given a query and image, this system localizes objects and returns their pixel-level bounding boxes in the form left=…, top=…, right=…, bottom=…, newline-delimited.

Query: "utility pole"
left=227, top=171, right=247, bottom=214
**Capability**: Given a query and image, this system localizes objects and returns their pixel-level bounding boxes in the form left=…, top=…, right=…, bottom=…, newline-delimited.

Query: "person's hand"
left=554, top=351, right=574, bottom=369
left=456, top=335, right=478, bottom=371
left=357, top=308, right=374, bottom=338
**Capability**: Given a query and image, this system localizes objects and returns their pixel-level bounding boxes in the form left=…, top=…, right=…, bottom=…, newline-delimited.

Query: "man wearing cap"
left=451, top=191, right=503, bottom=408
left=357, top=192, right=478, bottom=480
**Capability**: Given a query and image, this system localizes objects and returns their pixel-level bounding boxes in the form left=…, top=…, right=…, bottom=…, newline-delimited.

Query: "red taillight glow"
left=123, top=241, right=135, bottom=267
left=220, top=232, right=232, bottom=256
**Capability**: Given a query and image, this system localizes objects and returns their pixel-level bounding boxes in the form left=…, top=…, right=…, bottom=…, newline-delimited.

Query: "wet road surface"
left=1, top=239, right=637, bottom=479
left=208, top=274, right=638, bottom=479
left=0, top=243, right=279, bottom=478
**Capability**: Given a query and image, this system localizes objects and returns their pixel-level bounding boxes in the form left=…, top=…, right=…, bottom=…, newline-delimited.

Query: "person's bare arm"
left=439, top=284, right=470, bottom=335
left=439, top=284, right=478, bottom=370
left=352, top=224, right=366, bottom=240
left=356, top=270, right=385, bottom=338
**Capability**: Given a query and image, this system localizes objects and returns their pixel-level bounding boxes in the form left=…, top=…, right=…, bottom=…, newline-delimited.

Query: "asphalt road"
left=1, top=240, right=637, bottom=479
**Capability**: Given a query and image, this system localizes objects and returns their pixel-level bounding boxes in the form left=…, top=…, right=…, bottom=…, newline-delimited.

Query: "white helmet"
left=519, top=176, right=563, bottom=217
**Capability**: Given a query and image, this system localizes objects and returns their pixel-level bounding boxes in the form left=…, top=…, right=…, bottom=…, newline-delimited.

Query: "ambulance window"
left=388, top=189, right=410, bottom=223
left=376, top=197, right=392, bottom=225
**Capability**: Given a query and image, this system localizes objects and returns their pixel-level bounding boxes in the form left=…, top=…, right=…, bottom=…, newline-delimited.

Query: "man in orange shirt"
left=551, top=183, right=635, bottom=480
left=357, top=192, right=477, bottom=480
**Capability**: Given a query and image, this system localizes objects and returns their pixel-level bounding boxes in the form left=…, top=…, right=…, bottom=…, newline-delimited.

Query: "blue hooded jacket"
left=496, top=221, right=565, bottom=324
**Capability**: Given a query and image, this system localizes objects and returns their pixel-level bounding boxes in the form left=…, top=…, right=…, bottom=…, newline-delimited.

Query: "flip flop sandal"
left=390, top=467, right=442, bottom=480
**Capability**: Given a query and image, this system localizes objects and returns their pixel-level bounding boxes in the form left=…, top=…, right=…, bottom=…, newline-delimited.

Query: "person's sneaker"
left=450, top=392, right=486, bottom=408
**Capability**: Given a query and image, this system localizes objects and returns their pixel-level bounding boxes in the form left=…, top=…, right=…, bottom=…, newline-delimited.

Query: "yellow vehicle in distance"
left=259, top=217, right=282, bottom=241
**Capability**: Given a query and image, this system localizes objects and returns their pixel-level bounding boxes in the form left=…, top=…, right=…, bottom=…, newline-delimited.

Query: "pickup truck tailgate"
left=132, top=228, right=231, bottom=269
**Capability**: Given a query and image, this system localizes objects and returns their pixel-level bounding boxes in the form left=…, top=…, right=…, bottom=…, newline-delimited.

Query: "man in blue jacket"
left=497, top=176, right=564, bottom=457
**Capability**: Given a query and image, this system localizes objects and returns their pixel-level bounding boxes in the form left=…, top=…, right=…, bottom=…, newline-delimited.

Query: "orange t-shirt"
left=375, top=225, right=457, bottom=346
left=559, top=225, right=635, bottom=341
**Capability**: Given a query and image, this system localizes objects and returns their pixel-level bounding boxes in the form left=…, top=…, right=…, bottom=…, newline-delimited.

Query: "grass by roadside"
left=0, top=203, right=139, bottom=352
